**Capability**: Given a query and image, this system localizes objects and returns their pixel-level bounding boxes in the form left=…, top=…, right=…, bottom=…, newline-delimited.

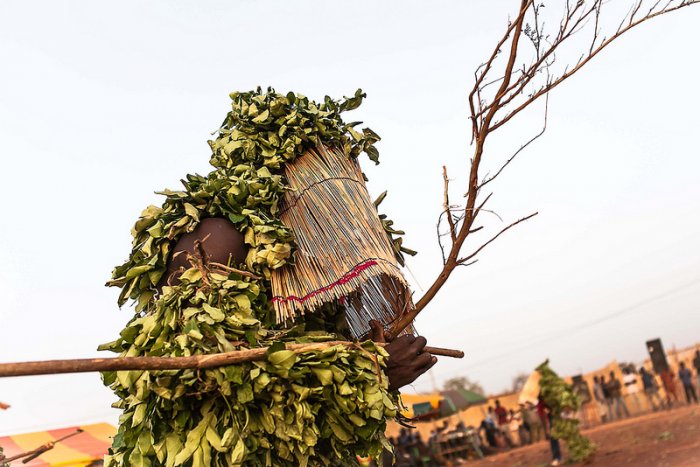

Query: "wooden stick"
left=424, top=346, right=464, bottom=359
left=0, top=342, right=463, bottom=378
left=2, top=429, right=83, bottom=463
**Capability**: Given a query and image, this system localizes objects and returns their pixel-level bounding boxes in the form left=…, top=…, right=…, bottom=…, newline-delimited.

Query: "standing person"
left=678, top=362, right=699, bottom=404
left=508, top=409, right=522, bottom=446
left=525, top=401, right=544, bottom=442
left=412, top=430, right=423, bottom=445
left=397, top=428, right=411, bottom=449
left=518, top=403, right=532, bottom=445
left=622, top=368, right=642, bottom=414
left=485, top=406, right=506, bottom=447
left=485, top=406, right=497, bottom=429
left=600, top=374, right=614, bottom=421
left=494, top=400, right=514, bottom=447
left=592, top=376, right=608, bottom=423
left=661, top=369, right=680, bottom=407
left=693, top=350, right=700, bottom=392
left=606, top=371, right=630, bottom=419
left=479, top=416, right=498, bottom=448
left=640, top=366, right=664, bottom=411
left=537, top=395, right=562, bottom=466
left=102, top=89, right=442, bottom=466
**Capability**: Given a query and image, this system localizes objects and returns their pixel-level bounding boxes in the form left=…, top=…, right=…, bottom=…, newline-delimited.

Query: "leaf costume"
left=536, top=360, right=596, bottom=463
left=101, top=89, right=411, bottom=466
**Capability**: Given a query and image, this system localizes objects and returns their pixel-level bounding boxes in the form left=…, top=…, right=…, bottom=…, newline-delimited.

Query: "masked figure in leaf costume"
left=101, top=89, right=436, bottom=466
left=536, top=361, right=596, bottom=464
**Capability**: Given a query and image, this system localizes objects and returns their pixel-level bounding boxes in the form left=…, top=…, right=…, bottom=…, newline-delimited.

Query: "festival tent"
left=439, top=389, right=487, bottom=417
left=400, top=389, right=486, bottom=420
left=0, top=423, right=115, bottom=466
left=400, top=393, right=444, bottom=419
left=388, top=390, right=489, bottom=439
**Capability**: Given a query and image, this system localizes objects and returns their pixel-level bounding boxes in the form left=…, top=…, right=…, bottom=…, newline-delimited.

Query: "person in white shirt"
left=623, top=368, right=642, bottom=414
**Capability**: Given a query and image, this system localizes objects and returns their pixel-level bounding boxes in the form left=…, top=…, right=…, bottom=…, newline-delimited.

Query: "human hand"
left=368, top=320, right=437, bottom=391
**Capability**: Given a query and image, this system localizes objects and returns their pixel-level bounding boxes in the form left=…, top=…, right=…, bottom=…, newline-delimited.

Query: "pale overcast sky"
left=1, top=1, right=699, bottom=435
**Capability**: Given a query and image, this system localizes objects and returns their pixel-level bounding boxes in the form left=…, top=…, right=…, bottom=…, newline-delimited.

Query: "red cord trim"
left=272, top=259, right=379, bottom=305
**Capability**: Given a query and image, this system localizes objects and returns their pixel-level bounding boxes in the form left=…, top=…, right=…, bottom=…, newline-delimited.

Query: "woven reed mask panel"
left=271, top=145, right=413, bottom=338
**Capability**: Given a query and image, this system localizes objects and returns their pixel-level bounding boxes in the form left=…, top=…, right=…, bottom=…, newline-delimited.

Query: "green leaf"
left=97, top=340, right=120, bottom=352
left=173, top=414, right=211, bottom=465
left=373, top=190, right=387, bottom=208
left=184, top=203, right=200, bottom=221
left=132, top=403, right=147, bottom=427
left=266, top=341, right=285, bottom=354
left=365, top=145, right=379, bottom=164
left=206, top=426, right=224, bottom=452
left=231, top=438, right=246, bottom=464
left=252, top=109, right=269, bottom=123
left=179, top=268, right=202, bottom=283
left=227, top=213, right=246, bottom=223
left=202, top=303, right=225, bottom=322
left=125, top=265, right=153, bottom=280
left=128, top=450, right=153, bottom=467
left=267, top=350, right=297, bottom=369
left=329, top=420, right=352, bottom=442
left=311, top=368, right=334, bottom=386
left=233, top=294, right=251, bottom=311
left=222, top=365, right=244, bottom=384
left=237, top=383, right=254, bottom=403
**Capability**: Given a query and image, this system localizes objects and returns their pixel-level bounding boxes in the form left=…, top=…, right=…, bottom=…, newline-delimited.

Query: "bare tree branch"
left=388, top=0, right=699, bottom=339
left=457, top=212, right=539, bottom=265
left=443, top=165, right=457, bottom=244
left=480, top=93, right=549, bottom=189
left=469, top=0, right=534, bottom=140
left=490, top=0, right=698, bottom=132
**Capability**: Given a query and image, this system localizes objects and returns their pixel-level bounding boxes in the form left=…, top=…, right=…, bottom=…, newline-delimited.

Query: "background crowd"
left=388, top=348, right=700, bottom=466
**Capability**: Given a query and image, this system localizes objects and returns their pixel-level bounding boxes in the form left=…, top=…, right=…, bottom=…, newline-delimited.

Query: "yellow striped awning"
left=0, top=423, right=115, bottom=466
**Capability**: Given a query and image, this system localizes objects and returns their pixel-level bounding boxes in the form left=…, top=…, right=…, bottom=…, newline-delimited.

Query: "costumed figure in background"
left=536, top=361, right=596, bottom=465
left=100, top=89, right=436, bottom=466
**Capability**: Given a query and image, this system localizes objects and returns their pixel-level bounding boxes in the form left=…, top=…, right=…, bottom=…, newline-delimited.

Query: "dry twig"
left=388, top=0, right=698, bottom=338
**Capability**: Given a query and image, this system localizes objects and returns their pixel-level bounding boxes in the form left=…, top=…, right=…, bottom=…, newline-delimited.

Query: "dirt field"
left=469, top=405, right=700, bottom=467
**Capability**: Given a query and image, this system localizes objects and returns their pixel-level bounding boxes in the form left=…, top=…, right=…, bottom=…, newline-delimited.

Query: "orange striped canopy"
left=0, top=423, right=115, bottom=466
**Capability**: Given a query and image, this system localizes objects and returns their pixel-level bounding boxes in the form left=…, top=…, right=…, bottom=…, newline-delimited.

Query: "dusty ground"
left=469, top=405, right=700, bottom=467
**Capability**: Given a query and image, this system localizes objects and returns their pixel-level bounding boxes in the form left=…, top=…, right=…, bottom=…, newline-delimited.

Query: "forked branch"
left=388, top=0, right=698, bottom=338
